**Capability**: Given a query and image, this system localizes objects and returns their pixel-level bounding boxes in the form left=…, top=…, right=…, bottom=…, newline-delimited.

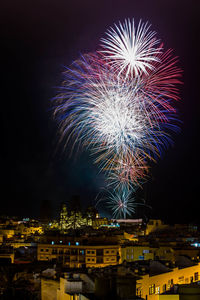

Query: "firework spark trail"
left=53, top=19, right=182, bottom=218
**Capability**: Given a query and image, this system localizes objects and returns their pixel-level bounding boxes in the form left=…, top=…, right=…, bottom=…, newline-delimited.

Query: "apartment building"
left=136, top=262, right=200, bottom=300
left=37, top=243, right=119, bottom=268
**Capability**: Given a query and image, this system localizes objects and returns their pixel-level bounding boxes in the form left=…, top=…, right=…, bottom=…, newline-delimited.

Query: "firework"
left=53, top=19, right=182, bottom=218
left=107, top=187, right=136, bottom=219
left=100, top=19, right=161, bottom=77
left=54, top=53, right=179, bottom=170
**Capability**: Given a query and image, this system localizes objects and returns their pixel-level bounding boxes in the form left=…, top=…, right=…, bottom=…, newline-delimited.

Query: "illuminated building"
left=136, top=262, right=200, bottom=300
left=120, top=244, right=154, bottom=263
left=37, top=243, right=119, bottom=268
left=60, top=203, right=68, bottom=230
left=158, top=283, right=200, bottom=299
left=16, top=223, right=43, bottom=237
left=91, top=217, right=109, bottom=229
left=145, top=219, right=167, bottom=235
left=0, top=228, right=15, bottom=239
left=59, top=203, right=90, bottom=230
left=41, top=273, right=94, bottom=300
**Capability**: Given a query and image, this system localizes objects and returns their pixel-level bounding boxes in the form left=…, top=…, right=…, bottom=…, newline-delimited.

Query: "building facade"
left=136, top=262, right=200, bottom=300
left=38, top=244, right=119, bottom=268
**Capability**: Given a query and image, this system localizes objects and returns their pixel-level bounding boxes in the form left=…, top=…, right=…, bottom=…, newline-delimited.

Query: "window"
left=155, top=286, right=160, bottom=294
left=178, top=276, right=184, bottom=284
left=194, top=272, right=198, bottom=281
left=87, top=250, right=90, bottom=254
left=91, top=251, right=95, bottom=254
left=149, top=284, right=155, bottom=295
left=87, top=258, right=90, bottom=261
left=143, top=250, right=149, bottom=254
left=163, top=284, right=166, bottom=293
left=40, top=249, right=44, bottom=252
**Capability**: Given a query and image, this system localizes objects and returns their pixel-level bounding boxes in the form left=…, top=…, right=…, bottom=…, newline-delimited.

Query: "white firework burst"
left=100, top=18, right=161, bottom=77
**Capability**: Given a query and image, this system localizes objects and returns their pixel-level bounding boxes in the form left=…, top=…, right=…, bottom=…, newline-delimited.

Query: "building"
left=60, top=204, right=68, bottom=231
left=136, top=261, right=200, bottom=300
left=41, top=273, right=94, bottom=300
left=158, top=283, right=200, bottom=299
left=0, top=228, right=15, bottom=239
left=120, top=244, right=154, bottom=263
left=145, top=220, right=167, bottom=235
left=38, top=243, right=119, bottom=268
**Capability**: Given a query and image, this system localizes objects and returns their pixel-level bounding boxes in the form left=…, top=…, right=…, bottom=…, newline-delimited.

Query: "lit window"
left=51, top=241, right=54, bottom=245
left=143, top=250, right=149, bottom=254
left=149, top=284, right=155, bottom=295
left=155, top=286, right=160, bottom=294
left=75, top=242, right=79, bottom=246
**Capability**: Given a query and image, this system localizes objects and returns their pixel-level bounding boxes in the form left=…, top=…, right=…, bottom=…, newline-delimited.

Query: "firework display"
left=53, top=19, right=181, bottom=218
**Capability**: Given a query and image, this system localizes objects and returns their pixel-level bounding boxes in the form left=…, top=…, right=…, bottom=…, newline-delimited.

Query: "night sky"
left=1, top=0, right=199, bottom=223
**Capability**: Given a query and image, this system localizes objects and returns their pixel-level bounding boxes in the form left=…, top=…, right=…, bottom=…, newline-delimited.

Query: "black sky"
left=1, top=0, right=199, bottom=223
